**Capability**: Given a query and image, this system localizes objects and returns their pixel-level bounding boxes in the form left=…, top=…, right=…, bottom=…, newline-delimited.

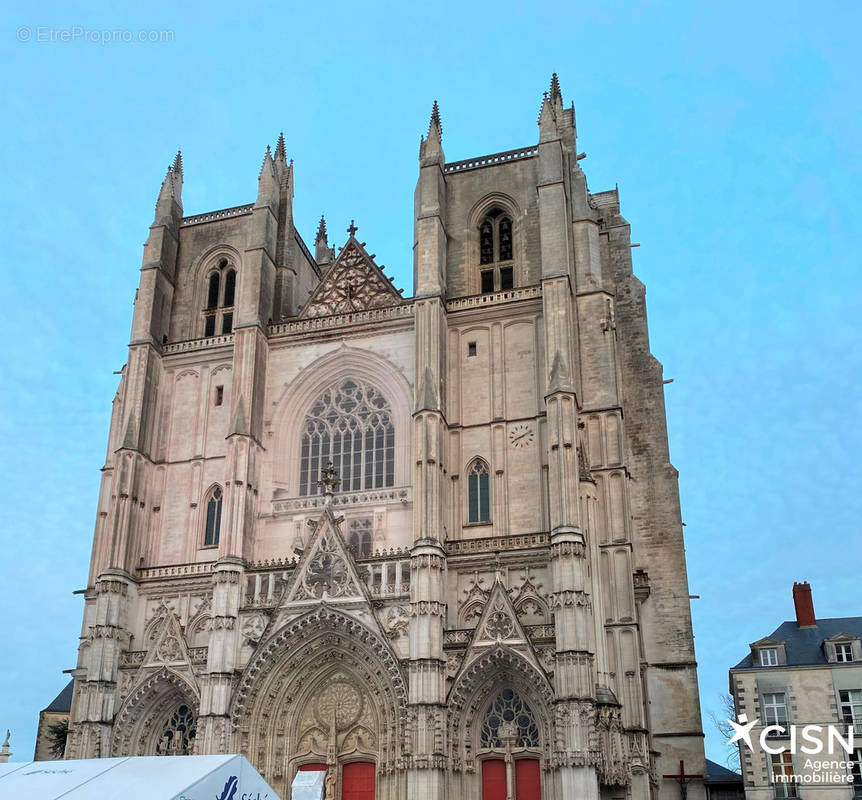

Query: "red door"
left=515, top=758, right=541, bottom=800
left=299, top=763, right=328, bottom=771
left=482, top=759, right=507, bottom=800
left=342, top=761, right=375, bottom=800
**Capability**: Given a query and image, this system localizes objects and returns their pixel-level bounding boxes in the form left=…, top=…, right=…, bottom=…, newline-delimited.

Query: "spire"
left=429, top=100, right=442, bottom=138
left=315, top=214, right=328, bottom=245
left=154, top=151, right=184, bottom=220
left=256, top=145, right=279, bottom=206
left=315, top=214, right=334, bottom=265
left=274, top=132, right=286, bottom=164
left=420, top=100, right=444, bottom=165
left=549, top=72, right=563, bottom=106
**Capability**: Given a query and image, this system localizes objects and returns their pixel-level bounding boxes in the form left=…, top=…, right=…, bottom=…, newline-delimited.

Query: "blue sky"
left=1, top=0, right=860, bottom=767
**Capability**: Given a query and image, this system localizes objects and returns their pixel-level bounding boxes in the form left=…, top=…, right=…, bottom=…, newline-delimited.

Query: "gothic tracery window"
left=480, top=688, right=540, bottom=749
left=202, top=258, right=236, bottom=337
left=155, top=704, right=196, bottom=756
left=299, top=379, right=395, bottom=496
left=478, top=208, right=515, bottom=294
left=204, top=486, right=222, bottom=547
left=348, top=517, right=374, bottom=558
left=468, top=459, right=491, bottom=524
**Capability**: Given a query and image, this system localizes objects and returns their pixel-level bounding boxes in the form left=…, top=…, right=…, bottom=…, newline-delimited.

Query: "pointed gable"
left=143, top=605, right=192, bottom=668
left=455, top=578, right=545, bottom=680
left=301, top=233, right=403, bottom=318
left=282, top=508, right=372, bottom=605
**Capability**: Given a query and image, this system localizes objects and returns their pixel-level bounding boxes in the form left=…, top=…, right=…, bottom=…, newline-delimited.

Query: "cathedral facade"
left=64, top=76, right=706, bottom=800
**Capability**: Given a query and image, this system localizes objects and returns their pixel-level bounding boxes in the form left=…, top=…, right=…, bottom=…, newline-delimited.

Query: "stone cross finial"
left=317, top=462, right=340, bottom=503
left=347, top=219, right=358, bottom=237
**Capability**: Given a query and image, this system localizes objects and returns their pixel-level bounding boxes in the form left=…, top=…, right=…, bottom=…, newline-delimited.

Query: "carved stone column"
left=197, top=559, right=242, bottom=754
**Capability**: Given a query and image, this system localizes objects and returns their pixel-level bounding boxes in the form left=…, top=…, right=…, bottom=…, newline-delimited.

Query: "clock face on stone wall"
left=508, top=424, right=534, bottom=448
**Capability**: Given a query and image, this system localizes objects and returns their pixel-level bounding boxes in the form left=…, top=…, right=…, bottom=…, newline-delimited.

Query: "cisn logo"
left=727, top=714, right=857, bottom=755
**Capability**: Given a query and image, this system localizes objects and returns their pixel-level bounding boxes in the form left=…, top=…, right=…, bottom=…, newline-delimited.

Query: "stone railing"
left=242, top=556, right=410, bottom=606
left=244, top=569, right=293, bottom=606
left=443, top=623, right=554, bottom=646
left=181, top=204, right=254, bottom=227
left=445, top=532, right=549, bottom=556
left=443, top=145, right=538, bottom=174
left=163, top=334, right=234, bottom=355
left=446, top=285, right=542, bottom=312
left=269, top=304, right=413, bottom=337
left=272, top=486, right=411, bottom=514
left=136, top=562, right=215, bottom=580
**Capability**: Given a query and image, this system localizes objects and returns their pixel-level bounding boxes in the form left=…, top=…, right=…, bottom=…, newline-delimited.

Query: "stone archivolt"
left=111, top=667, right=199, bottom=757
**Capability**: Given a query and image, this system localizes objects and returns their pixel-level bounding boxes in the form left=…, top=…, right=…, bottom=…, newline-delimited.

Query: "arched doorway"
left=231, top=607, right=406, bottom=799
left=448, top=648, right=553, bottom=800
left=111, top=668, right=199, bottom=757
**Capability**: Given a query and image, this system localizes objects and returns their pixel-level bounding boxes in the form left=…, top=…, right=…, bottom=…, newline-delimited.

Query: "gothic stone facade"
left=65, top=77, right=706, bottom=800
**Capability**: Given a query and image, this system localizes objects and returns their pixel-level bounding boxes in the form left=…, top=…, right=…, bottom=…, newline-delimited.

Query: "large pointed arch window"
left=204, top=486, right=222, bottom=547
left=478, top=208, right=514, bottom=294
left=299, top=379, right=395, bottom=496
left=202, top=258, right=237, bottom=337
left=467, top=459, right=491, bottom=523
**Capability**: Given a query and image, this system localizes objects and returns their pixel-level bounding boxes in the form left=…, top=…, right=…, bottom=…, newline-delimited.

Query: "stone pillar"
left=407, top=539, right=447, bottom=799
left=71, top=571, right=136, bottom=758
left=197, top=560, right=243, bottom=754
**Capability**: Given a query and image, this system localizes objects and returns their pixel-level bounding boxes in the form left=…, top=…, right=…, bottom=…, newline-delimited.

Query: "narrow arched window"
left=201, top=259, right=237, bottom=337
left=468, top=459, right=490, bottom=523
left=299, top=379, right=395, bottom=496
left=204, top=486, right=222, bottom=546
left=480, top=220, right=494, bottom=264
left=478, top=208, right=515, bottom=294
left=480, top=688, right=539, bottom=748
left=206, top=273, right=220, bottom=309
left=223, top=269, right=236, bottom=308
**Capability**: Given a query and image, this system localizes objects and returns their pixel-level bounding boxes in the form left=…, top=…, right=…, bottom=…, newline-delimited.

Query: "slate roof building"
left=705, top=758, right=744, bottom=800
left=729, top=582, right=862, bottom=800
left=33, top=680, right=74, bottom=761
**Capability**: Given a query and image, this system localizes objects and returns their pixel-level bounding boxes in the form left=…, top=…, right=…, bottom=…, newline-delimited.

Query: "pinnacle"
left=316, top=214, right=328, bottom=244
left=172, top=150, right=183, bottom=176
left=274, top=132, right=286, bottom=162
left=549, top=72, right=562, bottom=104
left=429, top=100, right=442, bottom=137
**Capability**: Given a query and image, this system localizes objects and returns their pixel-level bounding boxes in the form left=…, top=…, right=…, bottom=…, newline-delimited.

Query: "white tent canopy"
left=0, top=754, right=280, bottom=800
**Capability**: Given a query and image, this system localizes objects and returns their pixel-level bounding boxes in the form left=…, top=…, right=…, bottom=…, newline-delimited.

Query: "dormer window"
left=837, top=643, right=854, bottom=662
left=478, top=208, right=514, bottom=294
left=760, top=647, right=779, bottom=666
left=202, top=259, right=236, bottom=337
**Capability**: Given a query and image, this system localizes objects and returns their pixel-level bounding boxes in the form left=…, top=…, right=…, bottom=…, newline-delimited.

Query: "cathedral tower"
left=65, top=77, right=705, bottom=800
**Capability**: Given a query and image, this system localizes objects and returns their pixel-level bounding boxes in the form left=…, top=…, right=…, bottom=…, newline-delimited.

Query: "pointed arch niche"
left=111, top=668, right=200, bottom=757
left=270, top=347, right=412, bottom=496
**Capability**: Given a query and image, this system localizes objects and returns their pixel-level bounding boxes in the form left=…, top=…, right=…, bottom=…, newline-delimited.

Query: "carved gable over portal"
left=301, top=235, right=403, bottom=318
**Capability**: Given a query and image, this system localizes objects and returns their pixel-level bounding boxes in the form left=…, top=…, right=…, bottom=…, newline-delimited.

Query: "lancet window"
left=467, top=459, right=491, bottom=524
left=202, top=258, right=237, bottom=337
left=204, top=486, right=222, bottom=547
left=478, top=208, right=514, bottom=294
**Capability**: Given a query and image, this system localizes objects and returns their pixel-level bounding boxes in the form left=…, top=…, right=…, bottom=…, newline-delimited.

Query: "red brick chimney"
left=793, top=581, right=816, bottom=627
